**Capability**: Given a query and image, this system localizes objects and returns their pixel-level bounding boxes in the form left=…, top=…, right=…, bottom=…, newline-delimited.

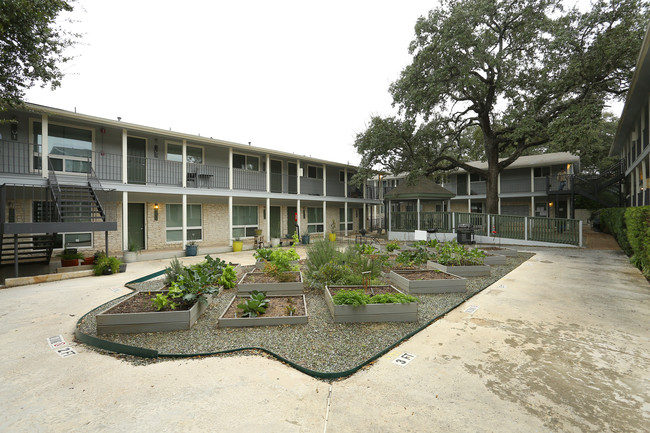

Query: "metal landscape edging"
left=75, top=268, right=490, bottom=379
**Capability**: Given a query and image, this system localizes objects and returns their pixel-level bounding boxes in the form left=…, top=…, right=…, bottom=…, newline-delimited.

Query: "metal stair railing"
left=87, top=163, right=109, bottom=221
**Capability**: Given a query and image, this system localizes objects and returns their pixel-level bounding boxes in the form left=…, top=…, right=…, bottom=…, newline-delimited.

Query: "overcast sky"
left=25, top=0, right=444, bottom=165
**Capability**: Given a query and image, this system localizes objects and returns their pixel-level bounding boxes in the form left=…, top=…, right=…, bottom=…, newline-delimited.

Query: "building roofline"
left=23, top=103, right=360, bottom=170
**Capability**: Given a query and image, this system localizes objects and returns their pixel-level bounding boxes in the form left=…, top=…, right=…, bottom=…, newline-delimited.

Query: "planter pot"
left=427, top=261, right=490, bottom=277
left=324, top=285, right=418, bottom=323
left=61, top=258, right=79, bottom=267
left=301, top=235, right=310, bottom=245
left=102, top=268, right=113, bottom=275
left=122, top=251, right=137, bottom=263
left=232, top=241, right=243, bottom=252
left=83, top=257, right=95, bottom=265
left=119, top=263, right=127, bottom=273
left=389, top=269, right=467, bottom=294
left=96, top=292, right=213, bottom=334
left=186, top=245, right=198, bottom=256
left=271, top=238, right=280, bottom=247
left=328, top=233, right=336, bottom=242
left=237, top=271, right=304, bottom=296
left=218, top=295, right=308, bottom=328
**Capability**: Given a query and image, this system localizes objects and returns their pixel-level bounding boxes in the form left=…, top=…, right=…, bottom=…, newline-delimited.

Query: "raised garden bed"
left=389, top=269, right=467, bottom=294
left=477, top=246, right=518, bottom=257
left=482, top=252, right=507, bottom=265
left=96, top=291, right=212, bottom=334
left=237, top=271, right=304, bottom=296
left=324, top=285, right=418, bottom=323
left=427, top=261, right=491, bottom=277
left=218, top=294, right=308, bottom=328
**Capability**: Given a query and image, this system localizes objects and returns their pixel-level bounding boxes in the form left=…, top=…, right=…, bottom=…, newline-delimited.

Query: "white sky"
left=25, top=0, right=441, bottom=165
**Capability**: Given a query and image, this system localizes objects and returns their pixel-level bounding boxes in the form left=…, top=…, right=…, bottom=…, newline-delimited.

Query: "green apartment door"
left=287, top=206, right=297, bottom=237
left=127, top=137, right=146, bottom=184
left=270, top=160, right=283, bottom=193
left=270, top=206, right=281, bottom=239
left=128, top=203, right=145, bottom=250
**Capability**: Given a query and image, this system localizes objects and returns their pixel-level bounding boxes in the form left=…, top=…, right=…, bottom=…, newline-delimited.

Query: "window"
left=307, top=207, right=323, bottom=233
left=534, top=167, right=551, bottom=177
left=166, top=143, right=203, bottom=163
left=471, top=202, right=483, bottom=213
left=232, top=205, right=258, bottom=238
left=166, top=204, right=202, bottom=242
left=307, top=165, right=323, bottom=179
left=339, top=208, right=353, bottom=231
left=470, top=173, right=484, bottom=182
left=233, top=153, right=259, bottom=171
left=33, top=122, right=92, bottom=173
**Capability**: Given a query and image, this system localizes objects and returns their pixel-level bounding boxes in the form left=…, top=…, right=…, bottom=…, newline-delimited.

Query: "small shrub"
left=237, top=290, right=269, bottom=317
left=218, top=265, right=238, bottom=289
left=369, top=293, right=418, bottom=304
left=386, top=242, right=401, bottom=252
left=331, top=289, right=370, bottom=306
left=151, top=293, right=178, bottom=311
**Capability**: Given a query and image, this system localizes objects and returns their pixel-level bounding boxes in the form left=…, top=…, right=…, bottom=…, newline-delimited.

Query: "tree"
left=355, top=0, right=648, bottom=214
left=0, top=0, right=78, bottom=112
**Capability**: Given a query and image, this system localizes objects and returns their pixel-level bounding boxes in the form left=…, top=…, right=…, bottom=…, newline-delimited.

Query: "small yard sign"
left=464, top=305, right=479, bottom=314
left=393, top=352, right=416, bottom=367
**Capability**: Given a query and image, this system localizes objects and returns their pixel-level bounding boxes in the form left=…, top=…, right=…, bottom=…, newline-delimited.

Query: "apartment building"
left=0, top=104, right=380, bottom=265
left=610, top=22, right=650, bottom=206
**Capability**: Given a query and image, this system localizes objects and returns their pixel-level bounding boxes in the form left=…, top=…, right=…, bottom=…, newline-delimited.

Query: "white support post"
left=323, top=201, right=327, bottom=239
left=323, top=163, right=327, bottom=196
left=122, top=191, right=128, bottom=251
left=121, top=129, right=128, bottom=184
left=344, top=202, right=349, bottom=236
left=297, top=160, right=301, bottom=195
left=524, top=217, right=528, bottom=241
left=228, top=148, right=233, bottom=190
left=182, top=194, right=187, bottom=248
left=487, top=215, right=491, bottom=238
left=417, top=198, right=421, bottom=230
left=266, top=198, right=271, bottom=243
left=41, top=114, right=49, bottom=179
left=266, top=154, right=271, bottom=193
left=579, top=220, right=583, bottom=247
left=181, top=140, right=187, bottom=188
left=452, top=212, right=456, bottom=233
left=228, top=196, right=233, bottom=246
left=388, top=200, right=392, bottom=235
left=344, top=168, right=348, bottom=198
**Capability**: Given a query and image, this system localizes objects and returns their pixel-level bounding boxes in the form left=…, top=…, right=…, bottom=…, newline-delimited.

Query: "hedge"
left=601, top=206, right=650, bottom=277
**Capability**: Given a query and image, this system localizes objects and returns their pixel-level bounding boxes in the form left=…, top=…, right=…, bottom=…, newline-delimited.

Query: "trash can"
left=302, top=235, right=310, bottom=245
left=456, top=223, right=475, bottom=245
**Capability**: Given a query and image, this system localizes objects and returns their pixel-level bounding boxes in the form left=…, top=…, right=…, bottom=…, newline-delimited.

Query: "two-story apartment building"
left=0, top=104, right=380, bottom=265
left=610, top=22, right=650, bottom=206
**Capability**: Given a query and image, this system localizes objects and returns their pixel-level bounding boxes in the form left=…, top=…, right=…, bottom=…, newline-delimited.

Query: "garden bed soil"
left=427, top=260, right=491, bottom=277
left=240, top=271, right=301, bottom=283
left=103, top=291, right=193, bottom=313
left=218, top=295, right=308, bottom=328
left=389, top=269, right=467, bottom=294
left=237, top=271, right=304, bottom=296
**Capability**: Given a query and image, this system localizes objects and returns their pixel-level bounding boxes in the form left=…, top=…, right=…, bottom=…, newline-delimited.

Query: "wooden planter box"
left=389, top=269, right=467, bottom=294
left=218, top=295, right=308, bottom=328
left=427, top=261, right=490, bottom=277
left=324, top=285, right=418, bottom=323
left=237, top=271, right=304, bottom=296
left=96, top=291, right=212, bottom=335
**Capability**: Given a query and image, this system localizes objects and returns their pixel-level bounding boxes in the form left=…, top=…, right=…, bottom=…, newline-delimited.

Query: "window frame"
left=339, top=207, right=353, bottom=231
left=30, top=119, right=94, bottom=175
left=307, top=165, right=323, bottom=179
left=165, top=203, right=203, bottom=243
left=231, top=205, right=259, bottom=238
left=232, top=153, right=260, bottom=171
left=165, top=142, right=204, bottom=164
left=307, top=207, right=324, bottom=233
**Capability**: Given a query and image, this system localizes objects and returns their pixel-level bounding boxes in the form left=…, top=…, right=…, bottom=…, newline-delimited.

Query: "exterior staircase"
left=573, top=160, right=626, bottom=208
left=0, top=233, right=57, bottom=265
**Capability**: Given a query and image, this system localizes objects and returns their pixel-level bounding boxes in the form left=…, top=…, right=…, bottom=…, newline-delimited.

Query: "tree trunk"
left=485, top=142, right=500, bottom=215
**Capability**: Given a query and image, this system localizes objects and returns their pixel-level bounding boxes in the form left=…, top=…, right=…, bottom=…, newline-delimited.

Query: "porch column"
left=41, top=114, right=49, bottom=179
left=228, top=196, right=233, bottom=246
left=182, top=140, right=187, bottom=188
left=531, top=196, right=535, bottom=217
left=266, top=198, right=271, bottom=243
left=122, top=191, right=128, bottom=251
left=121, top=129, right=128, bottom=184
left=530, top=168, right=535, bottom=193
left=297, top=160, right=301, bottom=195
left=266, top=154, right=270, bottom=193
left=182, top=194, right=187, bottom=247
left=296, top=199, right=301, bottom=235
left=344, top=168, right=348, bottom=198
left=228, top=148, right=233, bottom=190
left=344, top=201, right=349, bottom=236
left=417, top=198, right=421, bottom=230
left=323, top=201, right=327, bottom=238
left=323, top=163, right=327, bottom=196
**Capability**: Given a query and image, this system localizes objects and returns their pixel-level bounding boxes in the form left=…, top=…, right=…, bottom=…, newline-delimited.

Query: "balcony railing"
left=0, top=140, right=40, bottom=175
left=233, top=168, right=265, bottom=191
left=301, top=177, right=323, bottom=195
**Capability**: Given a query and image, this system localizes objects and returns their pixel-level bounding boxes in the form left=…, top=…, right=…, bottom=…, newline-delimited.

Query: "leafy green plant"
left=369, top=293, right=418, bottom=304
left=253, top=248, right=273, bottom=262
left=432, top=240, right=486, bottom=266
left=331, top=289, right=370, bottom=306
left=263, top=248, right=300, bottom=280
left=163, top=255, right=228, bottom=305
left=237, top=290, right=269, bottom=317
left=395, top=248, right=430, bottom=267
left=93, top=255, right=121, bottom=275
left=61, top=249, right=84, bottom=260
left=386, top=242, right=401, bottom=252
left=151, top=293, right=178, bottom=311
left=354, top=243, right=378, bottom=254
left=292, top=231, right=300, bottom=246
left=307, top=261, right=353, bottom=289
left=218, top=264, right=238, bottom=289
left=413, top=239, right=438, bottom=248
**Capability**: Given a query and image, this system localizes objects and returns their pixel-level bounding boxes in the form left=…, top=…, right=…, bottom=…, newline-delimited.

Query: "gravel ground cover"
left=77, top=253, right=533, bottom=373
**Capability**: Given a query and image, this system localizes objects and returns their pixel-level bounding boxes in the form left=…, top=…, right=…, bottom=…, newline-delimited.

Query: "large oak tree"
left=0, top=0, right=78, bottom=112
left=355, top=0, right=648, bottom=214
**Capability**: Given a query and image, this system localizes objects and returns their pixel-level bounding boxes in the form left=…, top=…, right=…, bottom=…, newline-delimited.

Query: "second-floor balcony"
left=1, top=141, right=375, bottom=199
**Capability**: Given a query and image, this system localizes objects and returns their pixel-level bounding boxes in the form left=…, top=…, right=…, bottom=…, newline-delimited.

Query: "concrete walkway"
left=0, top=246, right=648, bottom=432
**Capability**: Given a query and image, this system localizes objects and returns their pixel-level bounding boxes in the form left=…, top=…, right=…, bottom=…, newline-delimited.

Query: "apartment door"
left=288, top=163, right=297, bottom=194
left=556, top=200, right=568, bottom=219
left=270, top=160, right=283, bottom=193
left=270, top=206, right=281, bottom=239
left=127, top=137, right=146, bottom=184
left=287, top=206, right=297, bottom=236
left=127, top=203, right=145, bottom=250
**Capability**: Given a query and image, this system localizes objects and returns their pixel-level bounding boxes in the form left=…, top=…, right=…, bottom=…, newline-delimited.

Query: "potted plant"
left=93, top=255, right=122, bottom=275
left=328, top=219, right=337, bottom=242
left=186, top=240, right=198, bottom=257
left=123, top=242, right=140, bottom=263
left=60, top=248, right=84, bottom=267
left=232, top=237, right=243, bottom=252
